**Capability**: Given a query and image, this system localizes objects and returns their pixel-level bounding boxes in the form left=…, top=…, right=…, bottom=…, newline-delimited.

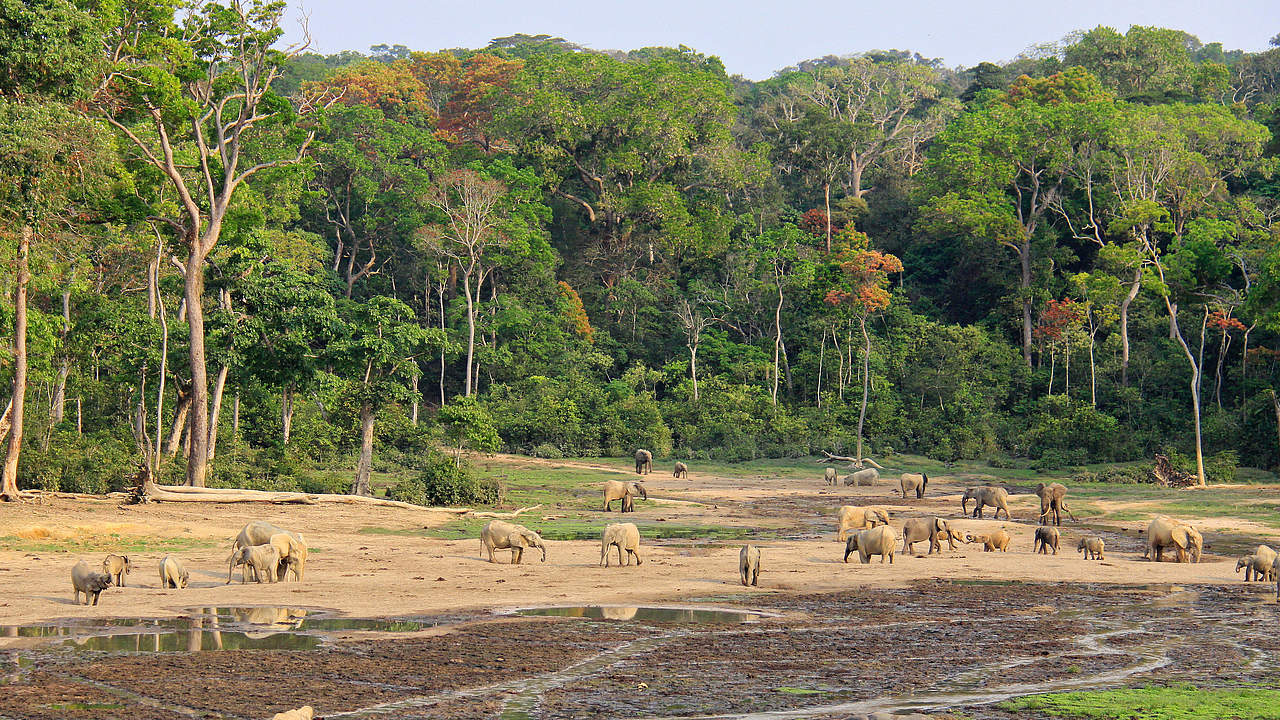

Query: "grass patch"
left=775, top=687, right=826, bottom=695
left=1, top=533, right=216, bottom=554
left=999, top=686, right=1280, bottom=719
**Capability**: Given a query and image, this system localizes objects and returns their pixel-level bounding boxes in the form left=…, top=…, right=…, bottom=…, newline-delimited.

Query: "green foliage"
left=1017, top=396, right=1121, bottom=461
left=388, top=450, right=503, bottom=506
left=18, top=429, right=138, bottom=494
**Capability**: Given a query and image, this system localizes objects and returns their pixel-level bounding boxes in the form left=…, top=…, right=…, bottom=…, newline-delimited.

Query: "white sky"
left=281, top=0, right=1278, bottom=79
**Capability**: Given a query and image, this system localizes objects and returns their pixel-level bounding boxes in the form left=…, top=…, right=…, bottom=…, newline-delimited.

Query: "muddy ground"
left=2, top=457, right=1279, bottom=718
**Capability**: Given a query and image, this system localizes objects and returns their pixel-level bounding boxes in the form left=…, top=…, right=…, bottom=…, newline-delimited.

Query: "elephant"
left=1077, top=536, right=1105, bottom=560
left=836, top=505, right=890, bottom=542
left=480, top=520, right=547, bottom=564
left=228, top=544, right=280, bottom=583
left=899, top=473, right=929, bottom=499
left=1033, top=526, right=1060, bottom=555
left=599, top=606, right=639, bottom=620
left=71, top=560, right=112, bottom=605
left=1274, top=556, right=1280, bottom=601
left=102, top=554, right=131, bottom=587
left=601, top=523, right=642, bottom=567
left=1251, top=544, right=1278, bottom=580
left=602, top=480, right=647, bottom=512
left=739, top=544, right=761, bottom=586
left=268, top=533, right=308, bottom=582
left=1144, top=516, right=1202, bottom=563
left=635, top=449, right=653, bottom=475
left=1035, top=482, right=1075, bottom=526
left=844, top=524, right=896, bottom=564
left=232, top=521, right=307, bottom=581
left=965, top=529, right=1011, bottom=552
left=961, top=486, right=1011, bottom=520
left=824, top=467, right=837, bottom=486
left=272, top=707, right=314, bottom=720
left=902, top=517, right=955, bottom=554
left=673, top=461, right=688, bottom=478
left=158, top=555, right=189, bottom=589
left=844, top=468, right=879, bottom=486
left=1236, top=554, right=1272, bottom=582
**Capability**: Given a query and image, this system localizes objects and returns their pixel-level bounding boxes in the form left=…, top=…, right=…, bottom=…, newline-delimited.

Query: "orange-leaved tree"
left=823, top=227, right=902, bottom=462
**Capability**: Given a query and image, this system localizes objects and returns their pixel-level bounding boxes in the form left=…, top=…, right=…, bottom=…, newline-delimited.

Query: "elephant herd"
left=69, top=520, right=309, bottom=606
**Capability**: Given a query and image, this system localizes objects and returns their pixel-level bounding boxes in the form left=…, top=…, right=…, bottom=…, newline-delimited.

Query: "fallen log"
left=818, top=452, right=884, bottom=469
left=129, top=474, right=470, bottom=513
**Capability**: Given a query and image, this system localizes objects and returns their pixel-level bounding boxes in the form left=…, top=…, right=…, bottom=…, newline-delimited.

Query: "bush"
left=1071, top=464, right=1153, bottom=484
left=1162, top=447, right=1237, bottom=483
left=19, top=429, right=137, bottom=494
left=1030, top=448, right=1088, bottom=472
left=388, top=450, right=503, bottom=507
left=530, top=443, right=564, bottom=459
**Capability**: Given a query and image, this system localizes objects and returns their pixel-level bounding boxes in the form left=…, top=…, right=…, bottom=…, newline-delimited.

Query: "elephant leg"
left=617, top=546, right=625, bottom=566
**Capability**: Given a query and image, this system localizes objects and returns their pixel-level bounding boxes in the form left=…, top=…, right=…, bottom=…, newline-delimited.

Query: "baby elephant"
left=673, top=461, right=688, bottom=478
left=739, top=545, right=761, bottom=586
left=102, top=554, right=131, bottom=587
left=228, top=544, right=280, bottom=583
left=1236, top=554, right=1272, bottom=582
left=823, top=467, right=837, bottom=485
left=601, top=523, right=642, bottom=567
left=158, top=555, right=190, bottom=589
left=72, top=560, right=112, bottom=605
left=966, top=529, right=1011, bottom=552
left=1077, top=536, right=1105, bottom=560
left=1034, top=527, right=1060, bottom=555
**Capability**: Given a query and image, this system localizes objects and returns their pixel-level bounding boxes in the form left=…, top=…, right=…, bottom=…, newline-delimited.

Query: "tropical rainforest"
left=2, top=0, right=1280, bottom=501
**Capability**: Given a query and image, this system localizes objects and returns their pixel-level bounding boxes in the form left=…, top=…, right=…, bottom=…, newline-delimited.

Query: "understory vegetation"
left=2, top=3, right=1280, bottom=502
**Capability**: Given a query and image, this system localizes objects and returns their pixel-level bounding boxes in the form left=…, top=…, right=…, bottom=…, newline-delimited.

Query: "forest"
left=2, top=0, right=1280, bottom=502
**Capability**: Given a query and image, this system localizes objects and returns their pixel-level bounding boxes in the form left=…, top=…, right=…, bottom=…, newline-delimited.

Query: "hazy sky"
left=281, top=0, right=1277, bottom=79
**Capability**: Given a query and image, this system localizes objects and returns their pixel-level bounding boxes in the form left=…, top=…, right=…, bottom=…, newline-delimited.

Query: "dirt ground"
left=1, top=459, right=1278, bottom=719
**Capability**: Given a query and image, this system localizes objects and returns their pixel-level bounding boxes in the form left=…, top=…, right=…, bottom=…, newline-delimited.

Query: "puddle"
left=64, top=630, right=322, bottom=652
left=186, top=607, right=438, bottom=632
left=513, top=606, right=762, bottom=623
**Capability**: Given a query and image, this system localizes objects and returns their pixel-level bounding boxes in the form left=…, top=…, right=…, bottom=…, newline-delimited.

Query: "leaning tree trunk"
left=1163, top=298, right=1207, bottom=486
left=50, top=284, right=71, bottom=430
left=351, top=401, right=375, bottom=496
left=1119, top=266, right=1141, bottom=386
left=206, top=364, right=228, bottom=461
left=163, top=388, right=191, bottom=459
left=0, top=226, right=31, bottom=501
left=281, top=385, right=293, bottom=446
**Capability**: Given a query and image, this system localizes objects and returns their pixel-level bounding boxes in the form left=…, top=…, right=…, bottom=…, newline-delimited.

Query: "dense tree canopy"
left=2, top=11, right=1279, bottom=501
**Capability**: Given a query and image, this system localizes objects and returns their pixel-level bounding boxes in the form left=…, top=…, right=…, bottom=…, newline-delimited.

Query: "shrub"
left=388, top=450, right=503, bottom=507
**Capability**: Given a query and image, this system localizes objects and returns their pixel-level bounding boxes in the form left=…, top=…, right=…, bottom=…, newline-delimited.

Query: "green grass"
left=1, top=534, right=217, bottom=553
left=999, top=687, right=1280, bottom=719
left=775, top=687, right=826, bottom=695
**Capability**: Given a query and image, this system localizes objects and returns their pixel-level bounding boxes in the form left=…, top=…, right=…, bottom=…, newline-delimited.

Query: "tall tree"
left=96, top=0, right=323, bottom=486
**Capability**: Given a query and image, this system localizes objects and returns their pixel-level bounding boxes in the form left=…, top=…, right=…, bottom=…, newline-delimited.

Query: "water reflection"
left=516, top=606, right=759, bottom=623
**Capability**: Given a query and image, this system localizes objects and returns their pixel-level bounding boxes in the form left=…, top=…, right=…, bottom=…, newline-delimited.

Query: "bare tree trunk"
left=75, top=397, right=81, bottom=435
left=855, top=315, right=871, bottom=463
left=832, top=329, right=844, bottom=400
left=1064, top=338, right=1071, bottom=399
left=1168, top=302, right=1179, bottom=340
left=1019, top=240, right=1033, bottom=367
left=771, top=281, right=783, bottom=406
left=437, top=281, right=447, bottom=406
left=50, top=284, right=71, bottom=429
left=689, top=340, right=699, bottom=402
left=462, top=275, right=476, bottom=396
left=1119, top=266, right=1141, bottom=386
left=207, top=364, right=228, bottom=461
left=154, top=278, right=169, bottom=476
left=411, top=374, right=419, bottom=426
left=1088, top=331, right=1097, bottom=407
left=1047, top=343, right=1055, bottom=396
left=183, top=251, right=210, bottom=487
left=823, top=181, right=832, bottom=252
left=281, top=385, right=293, bottom=446
left=351, top=401, right=375, bottom=496
left=1163, top=298, right=1207, bottom=486
left=816, top=328, right=826, bottom=408
left=163, top=389, right=191, bottom=459
left=1213, top=328, right=1229, bottom=410
left=0, top=227, right=31, bottom=501
left=232, top=392, right=240, bottom=441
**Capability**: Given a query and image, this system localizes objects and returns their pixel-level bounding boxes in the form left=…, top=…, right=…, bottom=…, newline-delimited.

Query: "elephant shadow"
left=33, top=595, right=86, bottom=605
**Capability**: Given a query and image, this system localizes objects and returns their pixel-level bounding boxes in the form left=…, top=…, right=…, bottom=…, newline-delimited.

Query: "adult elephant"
left=634, top=449, right=653, bottom=475
left=1035, top=482, right=1075, bottom=526
left=961, top=486, right=1010, bottom=520
left=1145, top=516, right=1202, bottom=563
left=603, top=480, right=647, bottom=512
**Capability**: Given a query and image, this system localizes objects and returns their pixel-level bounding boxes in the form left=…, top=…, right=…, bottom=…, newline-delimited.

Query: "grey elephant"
left=899, top=473, right=928, bottom=499
left=158, top=555, right=189, bottom=588
left=1034, top=526, right=1060, bottom=555
left=72, top=560, right=112, bottom=605
left=836, top=505, right=890, bottom=542
left=844, top=468, right=879, bottom=486
left=601, top=523, right=642, bottom=567
left=673, top=461, right=688, bottom=478
left=1144, top=516, right=1201, bottom=563
left=739, top=544, right=761, bottom=586
left=844, top=524, right=896, bottom=564
left=1251, top=544, right=1278, bottom=580
left=232, top=520, right=307, bottom=582
left=228, top=544, right=280, bottom=583
left=824, top=467, right=837, bottom=485
left=102, top=554, right=131, bottom=587
left=1035, top=482, right=1075, bottom=526
left=480, top=520, right=547, bottom=564
left=634, top=449, right=653, bottom=475
left=961, top=486, right=1011, bottom=519
left=965, top=529, right=1011, bottom=552
left=602, top=480, right=647, bottom=512
left=1077, top=536, right=1105, bottom=560
left=902, top=517, right=955, bottom=554
left=1237, top=554, right=1271, bottom=582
